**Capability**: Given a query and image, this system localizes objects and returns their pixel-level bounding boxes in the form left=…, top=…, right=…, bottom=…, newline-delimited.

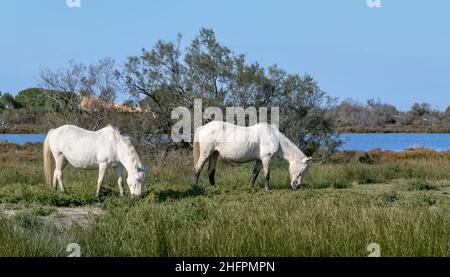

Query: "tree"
left=39, top=58, right=120, bottom=130
left=120, top=28, right=340, bottom=156
left=15, top=88, right=47, bottom=109
left=278, top=73, right=339, bottom=158
left=0, top=92, right=20, bottom=109
left=119, top=33, right=188, bottom=143
left=367, top=99, right=398, bottom=125
left=330, top=99, right=371, bottom=126
left=444, top=106, right=450, bottom=118
left=411, top=102, right=431, bottom=117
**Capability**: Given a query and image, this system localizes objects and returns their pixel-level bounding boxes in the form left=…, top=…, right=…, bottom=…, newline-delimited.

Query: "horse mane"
left=276, top=129, right=307, bottom=161
left=106, top=125, right=143, bottom=168
left=123, top=137, right=143, bottom=165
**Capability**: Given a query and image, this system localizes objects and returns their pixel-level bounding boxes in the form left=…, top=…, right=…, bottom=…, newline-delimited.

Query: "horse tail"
left=43, top=129, right=54, bottom=186
left=193, top=130, right=200, bottom=167
left=193, top=141, right=200, bottom=167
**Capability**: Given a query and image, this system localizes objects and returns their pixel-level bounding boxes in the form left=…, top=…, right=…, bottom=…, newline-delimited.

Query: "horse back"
left=47, top=125, right=118, bottom=167
left=198, top=121, right=280, bottom=162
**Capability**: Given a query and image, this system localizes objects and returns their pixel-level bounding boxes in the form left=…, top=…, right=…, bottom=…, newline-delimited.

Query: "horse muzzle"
left=131, top=193, right=142, bottom=198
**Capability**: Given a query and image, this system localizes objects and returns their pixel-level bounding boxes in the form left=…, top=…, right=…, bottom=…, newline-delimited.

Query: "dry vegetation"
left=0, top=142, right=42, bottom=163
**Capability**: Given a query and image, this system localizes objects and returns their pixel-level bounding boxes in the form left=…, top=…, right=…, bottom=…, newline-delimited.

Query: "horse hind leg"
left=52, top=172, right=58, bottom=191
left=250, top=160, right=262, bottom=186
left=192, top=144, right=214, bottom=186
left=208, top=152, right=219, bottom=186
left=53, top=154, right=67, bottom=192
left=192, top=154, right=208, bottom=186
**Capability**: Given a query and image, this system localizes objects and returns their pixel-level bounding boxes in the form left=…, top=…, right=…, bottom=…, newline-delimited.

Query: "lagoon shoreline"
left=1, top=141, right=449, bottom=164
left=2, top=133, right=450, bottom=152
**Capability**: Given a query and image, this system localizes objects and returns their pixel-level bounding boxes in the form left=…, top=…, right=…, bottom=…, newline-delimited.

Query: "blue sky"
left=1, top=0, right=449, bottom=111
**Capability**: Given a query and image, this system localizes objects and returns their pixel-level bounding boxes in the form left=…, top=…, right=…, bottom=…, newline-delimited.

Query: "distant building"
left=79, top=96, right=142, bottom=113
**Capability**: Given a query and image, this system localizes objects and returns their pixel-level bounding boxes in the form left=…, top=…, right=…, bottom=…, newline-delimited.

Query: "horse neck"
left=117, top=139, right=142, bottom=174
left=278, top=132, right=306, bottom=164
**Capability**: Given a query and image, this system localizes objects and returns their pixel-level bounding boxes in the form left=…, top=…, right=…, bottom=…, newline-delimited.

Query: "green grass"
left=1, top=154, right=450, bottom=256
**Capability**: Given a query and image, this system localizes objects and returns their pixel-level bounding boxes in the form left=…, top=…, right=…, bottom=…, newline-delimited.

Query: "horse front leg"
left=262, top=158, right=271, bottom=192
left=96, top=163, right=108, bottom=199
left=264, top=170, right=270, bottom=192
left=115, top=165, right=124, bottom=196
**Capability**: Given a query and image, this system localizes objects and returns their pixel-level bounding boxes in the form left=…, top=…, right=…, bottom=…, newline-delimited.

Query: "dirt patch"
left=1, top=206, right=103, bottom=228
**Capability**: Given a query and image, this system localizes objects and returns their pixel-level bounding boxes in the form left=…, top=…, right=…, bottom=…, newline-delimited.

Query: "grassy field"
left=1, top=143, right=450, bottom=256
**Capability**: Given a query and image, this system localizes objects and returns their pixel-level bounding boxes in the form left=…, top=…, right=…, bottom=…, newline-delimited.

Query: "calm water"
left=339, top=133, right=450, bottom=151
left=1, top=133, right=449, bottom=151
left=0, top=134, right=46, bottom=144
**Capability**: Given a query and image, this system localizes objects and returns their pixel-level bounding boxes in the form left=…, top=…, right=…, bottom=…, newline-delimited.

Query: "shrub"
left=407, top=179, right=438, bottom=191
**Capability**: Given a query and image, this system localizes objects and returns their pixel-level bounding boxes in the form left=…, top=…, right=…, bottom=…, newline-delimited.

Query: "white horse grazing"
left=192, top=121, right=311, bottom=191
left=43, top=125, right=147, bottom=198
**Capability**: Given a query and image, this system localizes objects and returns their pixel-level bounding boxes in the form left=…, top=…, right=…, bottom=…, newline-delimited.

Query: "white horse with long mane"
left=43, top=125, right=147, bottom=198
left=192, top=121, right=311, bottom=190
